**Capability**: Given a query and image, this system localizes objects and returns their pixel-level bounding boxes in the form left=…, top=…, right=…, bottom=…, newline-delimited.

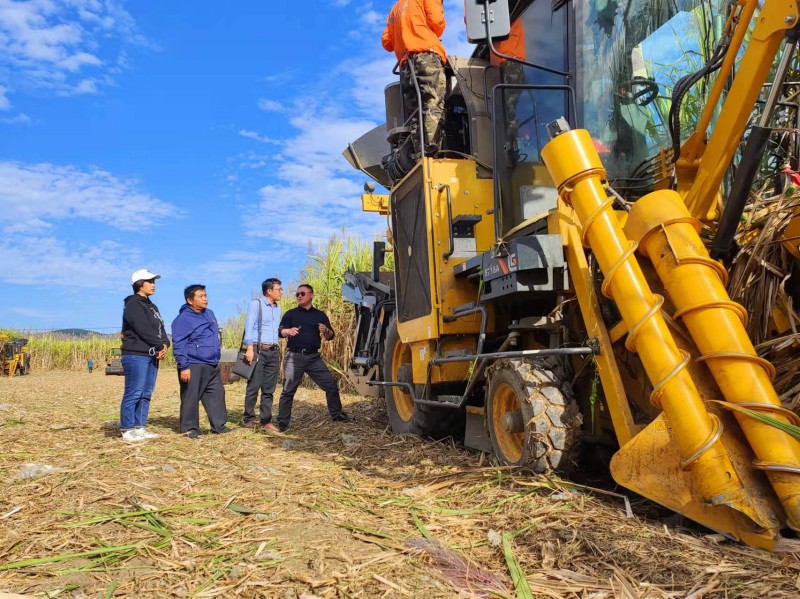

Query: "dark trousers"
left=277, top=351, right=343, bottom=430
left=243, top=348, right=279, bottom=424
left=179, top=363, right=227, bottom=433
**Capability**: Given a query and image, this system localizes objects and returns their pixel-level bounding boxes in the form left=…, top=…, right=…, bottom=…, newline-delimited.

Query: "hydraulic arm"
left=677, top=0, right=799, bottom=220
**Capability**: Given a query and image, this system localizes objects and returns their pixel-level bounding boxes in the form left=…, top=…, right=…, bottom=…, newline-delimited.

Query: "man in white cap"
left=119, top=268, right=170, bottom=442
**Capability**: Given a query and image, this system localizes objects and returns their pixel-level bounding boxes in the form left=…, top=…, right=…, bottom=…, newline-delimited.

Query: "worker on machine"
left=382, top=0, right=447, bottom=158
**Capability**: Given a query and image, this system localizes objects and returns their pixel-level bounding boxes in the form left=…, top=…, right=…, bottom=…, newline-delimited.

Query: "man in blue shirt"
left=242, top=278, right=283, bottom=432
left=171, top=284, right=233, bottom=438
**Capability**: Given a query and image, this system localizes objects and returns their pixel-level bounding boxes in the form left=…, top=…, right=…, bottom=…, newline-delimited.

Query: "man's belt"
left=288, top=348, right=318, bottom=355
left=259, top=344, right=279, bottom=351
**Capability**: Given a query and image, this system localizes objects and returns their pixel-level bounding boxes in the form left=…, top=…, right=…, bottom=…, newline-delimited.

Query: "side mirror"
left=364, top=181, right=377, bottom=193
left=465, top=0, right=511, bottom=44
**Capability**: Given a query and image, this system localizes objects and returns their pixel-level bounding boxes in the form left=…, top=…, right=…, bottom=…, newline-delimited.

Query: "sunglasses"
left=296, top=291, right=309, bottom=297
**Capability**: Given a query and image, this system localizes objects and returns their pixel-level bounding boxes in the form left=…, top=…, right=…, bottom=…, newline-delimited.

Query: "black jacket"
left=121, top=294, right=170, bottom=356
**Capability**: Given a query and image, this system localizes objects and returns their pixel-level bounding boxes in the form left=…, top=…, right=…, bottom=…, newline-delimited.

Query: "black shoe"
left=186, top=430, right=199, bottom=439
left=213, top=426, right=236, bottom=434
left=332, top=413, right=354, bottom=423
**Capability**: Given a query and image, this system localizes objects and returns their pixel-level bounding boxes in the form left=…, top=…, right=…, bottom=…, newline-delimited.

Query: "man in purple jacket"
left=171, top=285, right=234, bottom=438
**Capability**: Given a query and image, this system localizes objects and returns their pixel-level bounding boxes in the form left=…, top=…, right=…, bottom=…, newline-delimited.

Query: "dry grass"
left=1, top=372, right=799, bottom=598
left=728, top=191, right=800, bottom=409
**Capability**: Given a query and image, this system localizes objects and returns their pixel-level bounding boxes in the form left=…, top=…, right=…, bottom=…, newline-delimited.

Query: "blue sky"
left=0, top=0, right=471, bottom=332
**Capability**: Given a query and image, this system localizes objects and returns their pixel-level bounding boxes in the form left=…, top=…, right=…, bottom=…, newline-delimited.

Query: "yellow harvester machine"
left=0, top=335, right=31, bottom=377
left=342, top=0, right=800, bottom=550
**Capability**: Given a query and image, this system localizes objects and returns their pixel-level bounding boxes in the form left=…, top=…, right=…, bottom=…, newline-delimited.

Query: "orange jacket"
left=382, top=0, right=446, bottom=64
left=491, top=18, right=526, bottom=65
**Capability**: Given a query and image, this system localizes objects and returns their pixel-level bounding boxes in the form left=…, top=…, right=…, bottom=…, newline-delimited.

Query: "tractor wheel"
left=382, top=317, right=463, bottom=439
left=486, top=358, right=581, bottom=472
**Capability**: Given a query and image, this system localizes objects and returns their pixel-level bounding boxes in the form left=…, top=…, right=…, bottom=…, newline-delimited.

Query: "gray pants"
left=277, top=352, right=343, bottom=430
left=179, top=364, right=227, bottom=433
left=243, top=348, right=280, bottom=424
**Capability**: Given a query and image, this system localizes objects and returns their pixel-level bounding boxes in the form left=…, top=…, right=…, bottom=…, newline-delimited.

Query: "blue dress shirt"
left=244, top=297, right=282, bottom=346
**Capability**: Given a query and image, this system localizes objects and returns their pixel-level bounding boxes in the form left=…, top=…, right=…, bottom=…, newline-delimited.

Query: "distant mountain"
left=53, top=329, right=118, bottom=338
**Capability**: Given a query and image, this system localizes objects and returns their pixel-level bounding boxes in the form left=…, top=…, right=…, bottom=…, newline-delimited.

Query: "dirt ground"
left=1, top=371, right=799, bottom=598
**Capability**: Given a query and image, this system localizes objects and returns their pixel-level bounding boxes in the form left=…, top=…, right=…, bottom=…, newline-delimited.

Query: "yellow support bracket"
left=361, top=193, right=389, bottom=215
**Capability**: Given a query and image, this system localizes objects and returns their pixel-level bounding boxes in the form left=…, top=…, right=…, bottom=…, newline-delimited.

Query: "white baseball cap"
left=131, top=268, right=161, bottom=283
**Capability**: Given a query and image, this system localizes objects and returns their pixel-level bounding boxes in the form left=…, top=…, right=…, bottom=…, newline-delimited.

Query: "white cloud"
left=0, top=0, right=151, bottom=101
left=0, top=84, right=9, bottom=109
left=0, top=112, right=29, bottom=124
left=257, top=98, right=285, bottom=112
left=237, top=0, right=475, bottom=249
left=199, top=248, right=294, bottom=284
left=246, top=112, right=382, bottom=246
left=0, top=161, right=180, bottom=234
left=361, top=10, right=382, bottom=26
left=238, top=129, right=280, bottom=144
left=0, top=236, right=137, bottom=288
left=10, top=306, right=49, bottom=318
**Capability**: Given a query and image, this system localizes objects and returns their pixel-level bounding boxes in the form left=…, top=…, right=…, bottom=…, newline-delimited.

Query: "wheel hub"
left=503, top=409, right=525, bottom=434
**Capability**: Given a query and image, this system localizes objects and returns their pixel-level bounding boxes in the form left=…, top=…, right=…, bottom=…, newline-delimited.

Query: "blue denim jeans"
left=120, top=354, right=159, bottom=430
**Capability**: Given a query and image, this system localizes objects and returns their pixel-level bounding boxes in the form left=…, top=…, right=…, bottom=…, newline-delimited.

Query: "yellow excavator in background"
left=341, top=0, right=800, bottom=550
left=0, top=334, right=31, bottom=377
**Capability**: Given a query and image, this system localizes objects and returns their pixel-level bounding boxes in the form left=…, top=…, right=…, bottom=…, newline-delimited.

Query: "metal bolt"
left=785, top=15, right=795, bottom=23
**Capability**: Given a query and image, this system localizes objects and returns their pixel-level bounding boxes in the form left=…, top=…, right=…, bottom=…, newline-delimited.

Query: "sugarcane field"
left=7, top=0, right=800, bottom=598
left=0, top=370, right=798, bottom=599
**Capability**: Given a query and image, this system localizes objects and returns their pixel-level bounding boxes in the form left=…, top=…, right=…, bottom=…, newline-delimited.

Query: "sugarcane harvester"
left=342, top=0, right=800, bottom=550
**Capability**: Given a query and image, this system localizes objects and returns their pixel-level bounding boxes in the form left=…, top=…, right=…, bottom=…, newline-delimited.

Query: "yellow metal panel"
left=398, top=313, right=439, bottom=344
left=611, top=413, right=781, bottom=550
left=410, top=339, right=435, bottom=382
left=427, top=159, right=496, bottom=336
left=361, top=193, right=389, bottom=214
left=564, top=225, right=637, bottom=446
left=406, top=336, right=475, bottom=385
left=430, top=336, right=475, bottom=384
left=395, top=158, right=440, bottom=345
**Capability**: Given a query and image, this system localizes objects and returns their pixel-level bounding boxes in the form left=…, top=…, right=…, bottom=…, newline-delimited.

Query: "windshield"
left=574, top=0, right=726, bottom=188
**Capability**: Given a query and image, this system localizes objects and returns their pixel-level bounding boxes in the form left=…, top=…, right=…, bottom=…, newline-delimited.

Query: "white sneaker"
left=122, top=429, right=145, bottom=442
left=136, top=427, right=159, bottom=439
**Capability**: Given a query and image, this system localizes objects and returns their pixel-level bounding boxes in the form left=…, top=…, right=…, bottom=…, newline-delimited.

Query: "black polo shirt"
left=279, top=306, right=334, bottom=351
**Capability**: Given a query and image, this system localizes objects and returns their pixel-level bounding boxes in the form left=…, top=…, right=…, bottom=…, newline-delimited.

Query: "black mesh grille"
left=392, top=171, right=432, bottom=322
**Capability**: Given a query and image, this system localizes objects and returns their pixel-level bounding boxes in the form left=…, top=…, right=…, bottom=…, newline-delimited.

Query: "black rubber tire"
left=382, top=317, right=464, bottom=439
left=486, top=357, right=581, bottom=473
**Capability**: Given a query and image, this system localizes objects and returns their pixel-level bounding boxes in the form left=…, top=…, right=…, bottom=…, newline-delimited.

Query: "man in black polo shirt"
left=276, top=284, right=353, bottom=432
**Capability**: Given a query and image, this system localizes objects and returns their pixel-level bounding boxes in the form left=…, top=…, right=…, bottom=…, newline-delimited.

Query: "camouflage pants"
left=500, top=61, right=526, bottom=137
left=401, top=52, right=446, bottom=155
